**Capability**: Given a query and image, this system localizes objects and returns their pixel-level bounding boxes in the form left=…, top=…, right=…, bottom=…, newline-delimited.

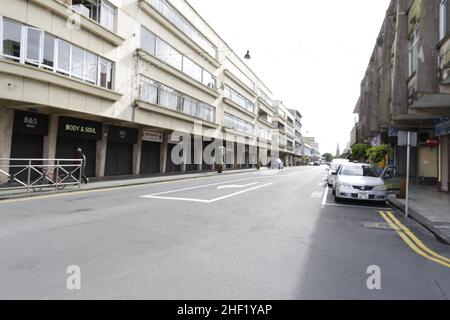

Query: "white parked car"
left=327, top=159, right=349, bottom=186
left=333, top=163, right=388, bottom=202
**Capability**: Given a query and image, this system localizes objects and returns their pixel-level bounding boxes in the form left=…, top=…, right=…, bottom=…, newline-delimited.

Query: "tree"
left=366, top=144, right=392, bottom=167
left=351, top=143, right=370, bottom=162
left=322, top=153, right=334, bottom=162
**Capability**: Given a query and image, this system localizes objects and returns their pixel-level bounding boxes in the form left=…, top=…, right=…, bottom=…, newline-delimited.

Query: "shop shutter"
left=442, top=136, right=449, bottom=192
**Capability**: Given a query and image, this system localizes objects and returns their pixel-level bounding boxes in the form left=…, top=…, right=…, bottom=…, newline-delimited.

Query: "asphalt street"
left=0, top=166, right=449, bottom=299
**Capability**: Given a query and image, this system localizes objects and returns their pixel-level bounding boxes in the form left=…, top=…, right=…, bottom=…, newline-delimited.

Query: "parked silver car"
left=326, top=159, right=349, bottom=186
left=333, top=163, right=387, bottom=202
left=270, top=158, right=284, bottom=170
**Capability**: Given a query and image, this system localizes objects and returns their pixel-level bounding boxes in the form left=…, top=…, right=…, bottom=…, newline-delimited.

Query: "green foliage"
left=322, top=153, right=334, bottom=162
left=365, top=144, right=392, bottom=165
left=351, top=144, right=369, bottom=161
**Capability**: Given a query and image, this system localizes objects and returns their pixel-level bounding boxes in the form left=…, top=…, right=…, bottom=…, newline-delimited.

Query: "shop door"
left=202, top=140, right=214, bottom=171
left=140, top=141, right=160, bottom=175
left=56, top=138, right=97, bottom=177
left=419, top=146, right=438, bottom=182
left=105, top=141, right=133, bottom=176
left=166, top=143, right=181, bottom=173
left=9, top=133, right=44, bottom=181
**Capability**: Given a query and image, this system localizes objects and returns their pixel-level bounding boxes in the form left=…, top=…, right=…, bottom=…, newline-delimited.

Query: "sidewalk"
left=388, top=184, right=450, bottom=245
left=0, top=167, right=267, bottom=201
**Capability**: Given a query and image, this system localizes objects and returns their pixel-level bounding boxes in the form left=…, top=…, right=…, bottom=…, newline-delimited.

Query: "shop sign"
left=108, top=125, right=138, bottom=144
left=142, top=131, right=163, bottom=143
left=434, top=118, right=450, bottom=137
left=13, top=110, right=49, bottom=136
left=58, top=117, right=102, bottom=140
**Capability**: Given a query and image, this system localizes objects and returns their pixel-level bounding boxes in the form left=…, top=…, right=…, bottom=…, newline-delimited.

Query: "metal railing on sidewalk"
left=0, top=158, right=84, bottom=194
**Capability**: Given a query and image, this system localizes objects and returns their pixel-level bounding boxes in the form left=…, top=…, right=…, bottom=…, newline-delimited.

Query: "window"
left=100, top=0, right=116, bottom=32
left=182, top=57, right=202, bottom=82
left=408, top=25, right=419, bottom=76
left=223, top=85, right=254, bottom=113
left=440, top=0, right=450, bottom=40
left=25, top=27, right=42, bottom=64
left=43, top=34, right=55, bottom=69
left=71, top=45, right=84, bottom=79
left=147, top=0, right=216, bottom=57
left=223, top=112, right=254, bottom=134
left=72, top=0, right=117, bottom=32
left=84, top=51, right=97, bottom=84
left=224, top=58, right=255, bottom=91
left=56, top=39, right=71, bottom=74
left=139, top=76, right=215, bottom=122
left=141, top=27, right=156, bottom=55
left=0, top=17, right=114, bottom=89
left=2, top=18, right=21, bottom=59
left=155, top=37, right=182, bottom=70
left=99, top=57, right=113, bottom=89
left=141, top=26, right=216, bottom=89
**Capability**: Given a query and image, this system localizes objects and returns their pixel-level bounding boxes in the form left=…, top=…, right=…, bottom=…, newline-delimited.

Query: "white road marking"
left=141, top=181, right=274, bottom=203
left=217, top=182, right=258, bottom=189
left=321, top=185, right=329, bottom=208
left=311, top=191, right=323, bottom=198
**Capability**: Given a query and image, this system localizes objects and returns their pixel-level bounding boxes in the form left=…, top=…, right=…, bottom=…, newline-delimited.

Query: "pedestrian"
left=76, top=148, right=89, bottom=184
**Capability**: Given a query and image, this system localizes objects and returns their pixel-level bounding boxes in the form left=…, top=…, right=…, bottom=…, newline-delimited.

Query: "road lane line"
left=378, top=211, right=450, bottom=269
left=385, top=211, right=450, bottom=264
left=141, top=196, right=211, bottom=203
left=321, top=185, right=329, bottom=207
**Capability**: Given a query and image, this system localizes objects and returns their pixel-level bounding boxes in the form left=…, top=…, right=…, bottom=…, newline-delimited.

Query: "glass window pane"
left=43, top=33, right=55, bottom=68
left=141, top=27, right=156, bottom=55
left=84, top=51, right=97, bottom=83
left=3, top=19, right=21, bottom=59
left=26, top=28, right=41, bottom=63
left=99, top=58, right=113, bottom=89
left=100, top=1, right=116, bottom=32
left=182, top=57, right=202, bottom=82
left=57, top=40, right=70, bottom=73
left=155, top=38, right=182, bottom=70
left=71, top=46, right=84, bottom=78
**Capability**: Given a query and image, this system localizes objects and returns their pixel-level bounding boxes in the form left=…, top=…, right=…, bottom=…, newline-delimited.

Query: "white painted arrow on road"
left=217, top=182, right=259, bottom=190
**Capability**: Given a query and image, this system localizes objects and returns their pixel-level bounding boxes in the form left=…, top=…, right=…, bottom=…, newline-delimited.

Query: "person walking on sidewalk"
left=76, top=148, right=89, bottom=184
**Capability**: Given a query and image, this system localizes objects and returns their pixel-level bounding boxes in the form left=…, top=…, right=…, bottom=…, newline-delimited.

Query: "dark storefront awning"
left=410, top=93, right=450, bottom=116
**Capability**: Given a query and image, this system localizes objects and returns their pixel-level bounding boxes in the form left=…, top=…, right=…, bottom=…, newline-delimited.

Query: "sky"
left=188, top=0, right=391, bottom=155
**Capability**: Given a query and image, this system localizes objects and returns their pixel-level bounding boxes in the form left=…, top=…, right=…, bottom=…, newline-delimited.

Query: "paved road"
left=0, top=166, right=449, bottom=299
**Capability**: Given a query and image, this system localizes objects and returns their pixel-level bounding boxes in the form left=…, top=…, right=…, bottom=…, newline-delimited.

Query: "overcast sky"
left=188, top=0, right=391, bottom=155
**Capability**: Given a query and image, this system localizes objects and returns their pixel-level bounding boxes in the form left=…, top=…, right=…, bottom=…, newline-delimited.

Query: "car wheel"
left=334, top=194, right=341, bottom=202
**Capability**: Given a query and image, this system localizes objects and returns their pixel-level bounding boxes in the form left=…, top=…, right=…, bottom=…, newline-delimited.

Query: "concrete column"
left=181, top=138, right=188, bottom=173
left=195, top=135, right=203, bottom=171
left=391, top=0, right=410, bottom=115
left=160, top=133, right=168, bottom=174
left=43, top=115, right=59, bottom=166
left=96, top=124, right=108, bottom=177
left=0, top=107, right=13, bottom=183
left=417, top=0, right=439, bottom=94
left=133, top=128, right=143, bottom=176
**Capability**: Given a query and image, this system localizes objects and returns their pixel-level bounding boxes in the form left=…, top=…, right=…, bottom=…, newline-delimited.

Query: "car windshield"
left=330, top=162, right=342, bottom=170
left=340, top=165, right=378, bottom=177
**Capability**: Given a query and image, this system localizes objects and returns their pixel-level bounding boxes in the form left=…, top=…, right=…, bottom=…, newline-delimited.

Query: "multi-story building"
left=289, top=108, right=303, bottom=163
left=272, top=100, right=296, bottom=165
left=353, top=0, right=450, bottom=193
left=0, top=0, right=284, bottom=180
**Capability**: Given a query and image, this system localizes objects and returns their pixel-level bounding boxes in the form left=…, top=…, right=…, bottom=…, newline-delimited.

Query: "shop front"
left=56, top=117, right=103, bottom=178
left=105, top=126, right=138, bottom=176
left=10, top=110, right=49, bottom=180
left=140, top=130, right=162, bottom=175
left=435, top=119, right=450, bottom=192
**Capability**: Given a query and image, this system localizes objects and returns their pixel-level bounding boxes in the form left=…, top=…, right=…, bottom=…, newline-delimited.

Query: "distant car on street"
left=313, top=161, right=320, bottom=166
left=270, top=158, right=284, bottom=170
left=326, top=159, right=349, bottom=186
left=332, top=163, right=388, bottom=202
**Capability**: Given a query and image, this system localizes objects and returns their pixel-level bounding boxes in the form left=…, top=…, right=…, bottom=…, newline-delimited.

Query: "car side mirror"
left=331, top=171, right=337, bottom=176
